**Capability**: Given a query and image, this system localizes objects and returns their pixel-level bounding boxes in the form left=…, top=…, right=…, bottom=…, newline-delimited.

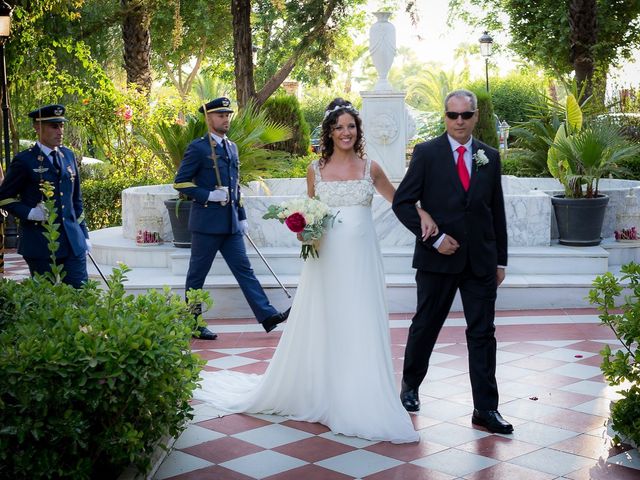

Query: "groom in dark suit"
left=392, top=89, right=512, bottom=434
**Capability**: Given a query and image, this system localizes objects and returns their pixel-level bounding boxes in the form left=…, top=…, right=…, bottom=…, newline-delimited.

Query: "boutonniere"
left=473, top=149, right=489, bottom=169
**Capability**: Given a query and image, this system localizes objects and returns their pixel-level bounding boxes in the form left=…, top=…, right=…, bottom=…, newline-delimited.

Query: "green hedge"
left=472, top=88, right=499, bottom=148
left=263, top=95, right=311, bottom=156
left=0, top=267, right=208, bottom=479
left=268, top=154, right=315, bottom=179
left=467, top=74, right=545, bottom=142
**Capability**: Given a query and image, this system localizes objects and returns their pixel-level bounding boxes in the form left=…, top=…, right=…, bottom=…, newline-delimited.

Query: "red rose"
left=285, top=212, right=306, bottom=233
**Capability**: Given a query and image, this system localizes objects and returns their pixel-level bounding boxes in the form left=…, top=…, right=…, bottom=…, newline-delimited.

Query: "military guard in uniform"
left=174, top=97, right=290, bottom=340
left=0, top=104, right=91, bottom=288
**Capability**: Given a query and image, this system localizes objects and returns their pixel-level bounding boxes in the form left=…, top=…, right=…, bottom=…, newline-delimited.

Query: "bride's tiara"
left=323, top=104, right=359, bottom=119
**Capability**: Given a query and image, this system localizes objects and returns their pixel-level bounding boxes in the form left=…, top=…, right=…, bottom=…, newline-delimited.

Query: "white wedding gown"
left=194, top=159, right=419, bottom=443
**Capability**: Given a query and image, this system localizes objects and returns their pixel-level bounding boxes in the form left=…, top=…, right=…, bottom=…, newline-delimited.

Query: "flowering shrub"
left=263, top=197, right=338, bottom=259
left=614, top=226, right=638, bottom=240
left=115, top=104, right=134, bottom=122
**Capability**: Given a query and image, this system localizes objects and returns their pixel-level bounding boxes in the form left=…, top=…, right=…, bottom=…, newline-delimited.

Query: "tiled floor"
left=2, top=251, right=639, bottom=479
left=155, top=310, right=639, bottom=480
left=1, top=249, right=30, bottom=281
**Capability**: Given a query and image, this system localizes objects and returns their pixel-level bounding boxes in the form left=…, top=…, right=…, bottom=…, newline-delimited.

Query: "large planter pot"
left=163, top=198, right=192, bottom=248
left=552, top=194, right=609, bottom=246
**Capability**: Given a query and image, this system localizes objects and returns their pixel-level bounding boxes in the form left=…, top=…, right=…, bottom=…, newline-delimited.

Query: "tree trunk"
left=569, top=0, right=597, bottom=100
left=121, top=0, right=152, bottom=94
left=233, top=0, right=339, bottom=108
left=232, top=0, right=256, bottom=108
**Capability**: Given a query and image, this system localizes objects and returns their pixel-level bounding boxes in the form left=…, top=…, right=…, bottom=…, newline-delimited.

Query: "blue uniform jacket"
left=0, top=144, right=89, bottom=258
left=173, top=135, right=246, bottom=235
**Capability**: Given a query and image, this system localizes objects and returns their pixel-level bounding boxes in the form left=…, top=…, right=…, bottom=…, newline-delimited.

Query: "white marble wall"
left=121, top=184, right=178, bottom=241
left=121, top=177, right=640, bottom=247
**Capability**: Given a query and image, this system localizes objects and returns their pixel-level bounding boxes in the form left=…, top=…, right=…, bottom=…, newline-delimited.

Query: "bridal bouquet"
left=263, top=197, right=338, bottom=260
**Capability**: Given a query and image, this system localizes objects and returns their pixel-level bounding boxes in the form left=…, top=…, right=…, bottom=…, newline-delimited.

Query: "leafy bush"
left=263, top=95, right=311, bottom=156
left=468, top=74, right=545, bottom=140
left=139, top=114, right=207, bottom=178
left=472, top=88, right=499, bottom=148
left=0, top=189, right=209, bottom=479
left=616, top=155, right=640, bottom=180
left=268, top=154, right=315, bottom=179
left=140, top=101, right=292, bottom=185
left=500, top=148, right=546, bottom=177
left=589, top=263, right=640, bottom=446
left=300, top=93, right=347, bottom=132
left=410, top=110, right=444, bottom=143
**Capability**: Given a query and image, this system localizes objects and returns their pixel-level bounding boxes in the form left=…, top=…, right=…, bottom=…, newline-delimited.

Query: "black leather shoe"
left=194, top=326, right=218, bottom=340
left=262, top=307, right=291, bottom=333
left=472, top=409, right=513, bottom=434
left=400, top=380, right=420, bottom=412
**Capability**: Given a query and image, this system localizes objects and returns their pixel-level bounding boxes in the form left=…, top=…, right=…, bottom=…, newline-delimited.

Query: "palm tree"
left=121, top=0, right=153, bottom=93
left=406, top=69, right=466, bottom=112
left=141, top=101, right=292, bottom=183
left=569, top=0, right=597, bottom=99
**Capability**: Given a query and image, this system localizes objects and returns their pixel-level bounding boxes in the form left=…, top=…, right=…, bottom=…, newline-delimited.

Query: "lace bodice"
left=313, top=159, right=374, bottom=207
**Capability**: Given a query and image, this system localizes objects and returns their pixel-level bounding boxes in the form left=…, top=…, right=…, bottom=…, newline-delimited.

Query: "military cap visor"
left=28, top=104, right=68, bottom=123
left=199, top=97, right=234, bottom=114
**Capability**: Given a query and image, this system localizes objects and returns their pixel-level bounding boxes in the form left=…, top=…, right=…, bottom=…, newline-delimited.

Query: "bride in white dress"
left=195, top=99, right=438, bottom=444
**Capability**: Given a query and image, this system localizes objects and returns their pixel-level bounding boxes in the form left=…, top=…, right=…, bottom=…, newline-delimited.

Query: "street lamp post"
left=478, top=31, right=493, bottom=92
left=0, top=1, right=11, bottom=175
left=0, top=0, right=13, bottom=259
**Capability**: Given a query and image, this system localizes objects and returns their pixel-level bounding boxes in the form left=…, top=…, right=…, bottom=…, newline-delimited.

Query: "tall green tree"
left=231, top=0, right=366, bottom=107
left=447, top=0, right=640, bottom=101
left=150, top=0, right=232, bottom=102
left=5, top=0, right=116, bottom=153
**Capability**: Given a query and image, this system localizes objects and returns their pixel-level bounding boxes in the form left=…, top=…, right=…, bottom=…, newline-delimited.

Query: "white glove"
left=208, top=189, right=229, bottom=203
left=239, top=219, right=249, bottom=235
left=27, top=204, right=47, bottom=221
left=85, top=238, right=92, bottom=253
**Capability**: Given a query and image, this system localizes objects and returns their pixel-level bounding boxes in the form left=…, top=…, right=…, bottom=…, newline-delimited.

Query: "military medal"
left=67, top=165, right=75, bottom=182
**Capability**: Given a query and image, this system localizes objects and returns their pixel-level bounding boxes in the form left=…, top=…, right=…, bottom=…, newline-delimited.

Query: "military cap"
left=198, top=97, right=234, bottom=114
left=28, top=104, right=67, bottom=123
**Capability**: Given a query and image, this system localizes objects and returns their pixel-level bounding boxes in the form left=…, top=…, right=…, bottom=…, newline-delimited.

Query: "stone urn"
left=369, top=11, right=396, bottom=91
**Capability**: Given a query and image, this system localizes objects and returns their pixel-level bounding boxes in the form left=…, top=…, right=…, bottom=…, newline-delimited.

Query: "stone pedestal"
left=360, top=90, right=409, bottom=182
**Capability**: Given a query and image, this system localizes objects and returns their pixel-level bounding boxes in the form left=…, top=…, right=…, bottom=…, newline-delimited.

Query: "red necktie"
left=456, top=145, right=469, bottom=191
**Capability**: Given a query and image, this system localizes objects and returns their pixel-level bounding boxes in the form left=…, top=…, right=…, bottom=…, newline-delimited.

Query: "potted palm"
left=547, top=94, right=640, bottom=246
left=142, top=102, right=291, bottom=247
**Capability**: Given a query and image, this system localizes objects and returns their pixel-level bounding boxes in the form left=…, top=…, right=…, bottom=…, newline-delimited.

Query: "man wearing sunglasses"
left=393, top=89, right=511, bottom=434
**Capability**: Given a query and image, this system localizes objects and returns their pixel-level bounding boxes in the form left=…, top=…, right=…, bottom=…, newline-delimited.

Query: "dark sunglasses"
left=445, top=111, right=476, bottom=120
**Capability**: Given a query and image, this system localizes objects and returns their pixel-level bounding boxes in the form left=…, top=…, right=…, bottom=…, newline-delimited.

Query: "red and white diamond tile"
left=153, top=309, right=639, bottom=480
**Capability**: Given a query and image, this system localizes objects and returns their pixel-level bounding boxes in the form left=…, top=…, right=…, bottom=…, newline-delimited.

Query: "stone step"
left=91, top=227, right=612, bottom=277
left=86, top=262, right=608, bottom=318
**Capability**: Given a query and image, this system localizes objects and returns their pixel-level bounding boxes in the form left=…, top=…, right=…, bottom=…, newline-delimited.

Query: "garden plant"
left=0, top=183, right=210, bottom=479
left=590, top=263, right=640, bottom=447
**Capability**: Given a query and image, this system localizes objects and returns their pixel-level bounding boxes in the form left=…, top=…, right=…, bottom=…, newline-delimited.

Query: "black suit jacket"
left=392, top=133, right=507, bottom=276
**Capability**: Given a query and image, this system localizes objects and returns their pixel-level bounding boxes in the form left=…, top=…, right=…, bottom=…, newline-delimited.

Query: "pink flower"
left=285, top=212, right=306, bottom=233
left=116, top=104, right=133, bottom=122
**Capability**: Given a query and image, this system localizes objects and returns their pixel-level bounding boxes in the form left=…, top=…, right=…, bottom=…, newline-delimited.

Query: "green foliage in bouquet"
left=263, top=197, right=339, bottom=260
left=589, top=263, right=640, bottom=446
left=0, top=183, right=210, bottom=479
